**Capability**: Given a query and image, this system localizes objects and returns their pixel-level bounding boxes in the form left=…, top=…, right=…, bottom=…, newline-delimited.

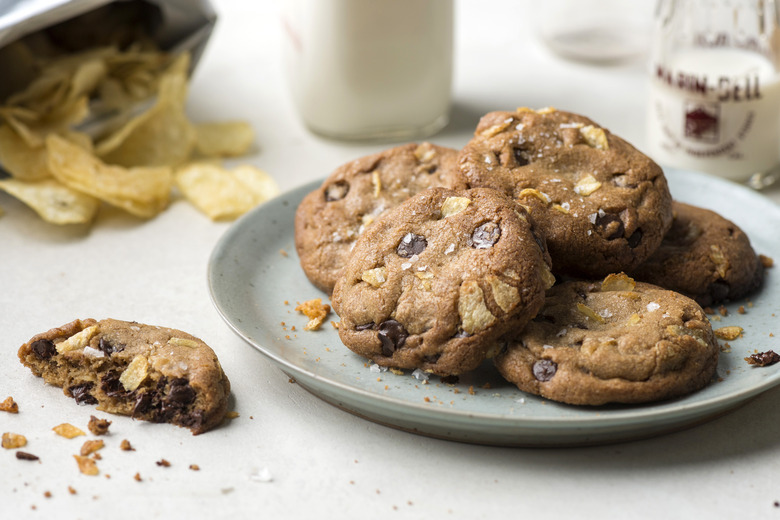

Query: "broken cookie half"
left=18, top=318, right=230, bottom=435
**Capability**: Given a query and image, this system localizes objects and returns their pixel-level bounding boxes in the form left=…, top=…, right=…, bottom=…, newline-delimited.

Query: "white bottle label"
left=647, top=48, right=780, bottom=181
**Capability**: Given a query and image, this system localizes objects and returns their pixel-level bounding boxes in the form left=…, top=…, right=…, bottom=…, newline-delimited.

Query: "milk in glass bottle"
left=646, top=0, right=780, bottom=186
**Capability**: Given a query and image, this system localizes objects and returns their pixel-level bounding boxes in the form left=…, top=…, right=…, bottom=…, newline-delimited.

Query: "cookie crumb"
left=87, top=416, right=111, bottom=435
left=80, top=440, right=105, bottom=456
left=0, top=396, right=19, bottom=413
left=295, top=298, right=331, bottom=331
left=68, top=486, right=77, bottom=495
left=279, top=249, right=288, bottom=257
left=53, top=423, right=85, bottom=439
left=718, top=305, right=728, bottom=317
left=714, top=326, right=743, bottom=340
left=189, top=464, right=200, bottom=471
left=120, top=439, right=135, bottom=451
left=16, top=451, right=39, bottom=461
left=73, top=455, right=99, bottom=476
left=156, top=459, right=171, bottom=467
left=134, top=473, right=142, bottom=482
left=737, top=306, right=746, bottom=315
left=2, top=432, right=27, bottom=449
left=759, top=254, right=774, bottom=268
left=703, top=306, right=715, bottom=315
left=745, top=350, right=780, bottom=367
left=225, top=411, right=240, bottom=419
left=43, top=491, right=52, bottom=498
left=288, top=377, right=296, bottom=384
left=468, top=385, right=475, bottom=396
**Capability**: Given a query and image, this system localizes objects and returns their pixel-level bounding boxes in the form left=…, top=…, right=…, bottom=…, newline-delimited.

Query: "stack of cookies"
left=294, top=107, right=767, bottom=406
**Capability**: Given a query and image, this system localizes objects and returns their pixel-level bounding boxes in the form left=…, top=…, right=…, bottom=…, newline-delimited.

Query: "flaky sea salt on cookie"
left=18, top=318, right=230, bottom=435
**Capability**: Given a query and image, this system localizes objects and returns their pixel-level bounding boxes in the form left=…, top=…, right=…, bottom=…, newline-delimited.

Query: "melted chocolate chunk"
left=513, top=146, right=530, bottom=166
left=31, top=339, right=56, bottom=360
left=745, top=350, right=780, bottom=367
left=377, top=320, right=408, bottom=356
left=533, top=359, right=558, bottom=382
left=627, top=228, right=643, bottom=248
left=469, top=222, right=501, bottom=249
left=98, top=337, right=124, bottom=355
left=324, top=180, right=349, bottom=202
left=133, top=391, right=154, bottom=416
left=166, top=378, right=196, bottom=407
left=68, top=383, right=98, bottom=405
left=595, top=213, right=625, bottom=240
left=396, top=233, right=427, bottom=258
left=100, top=372, right=128, bottom=397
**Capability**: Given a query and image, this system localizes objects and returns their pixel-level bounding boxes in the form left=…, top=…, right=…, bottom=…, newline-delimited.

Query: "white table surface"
left=3, top=1, right=780, bottom=518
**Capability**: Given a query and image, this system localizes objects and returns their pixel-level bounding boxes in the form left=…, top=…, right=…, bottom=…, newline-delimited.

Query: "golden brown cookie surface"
left=630, top=201, right=764, bottom=306
left=458, top=108, right=673, bottom=277
left=494, top=275, right=719, bottom=405
left=295, top=142, right=466, bottom=294
left=332, top=187, right=554, bottom=376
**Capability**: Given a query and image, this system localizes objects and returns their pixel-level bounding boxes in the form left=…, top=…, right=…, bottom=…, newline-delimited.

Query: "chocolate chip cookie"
left=458, top=107, right=673, bottom=278
left=18, top=318, right=230, bottom=434
left=332, top=187, right=555, bottom=376
left=494, top=274, right=719, bottom=405
left=295, top=142, right=466, bottom=294
left=630, top=201, right=765, bottom=306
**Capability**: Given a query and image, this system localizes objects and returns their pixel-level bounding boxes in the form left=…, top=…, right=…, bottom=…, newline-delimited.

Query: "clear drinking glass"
left=281, top=0, right=454, bottom=142
left=646, top=0, right=780, bottom=187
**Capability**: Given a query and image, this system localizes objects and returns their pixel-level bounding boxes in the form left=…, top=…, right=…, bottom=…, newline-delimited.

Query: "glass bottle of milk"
left=646, top=0, right=780, bottom=186
left=281, top=0, right=453, bottom=142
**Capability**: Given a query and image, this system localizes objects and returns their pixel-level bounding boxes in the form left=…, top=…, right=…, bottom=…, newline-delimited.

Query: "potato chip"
left=95, top=55, right=195, bottom=168
left=0, top=177, right=99, bottom=224
left=175, top=162, right=279, bottom=220
left=47, top=134, right=172, bottom=218
left=194, top=121, right=255, bottom=158
left=0, top=125, right=50, bottom=181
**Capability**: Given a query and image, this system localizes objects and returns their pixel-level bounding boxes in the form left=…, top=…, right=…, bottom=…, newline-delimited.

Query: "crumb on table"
left=295, top=298, right=331, bottom=331
left=745, top=350, right=780, bottom=367
left=87, top=416, right=111, bottom=435
left=0, top=396, right=19, bottom=413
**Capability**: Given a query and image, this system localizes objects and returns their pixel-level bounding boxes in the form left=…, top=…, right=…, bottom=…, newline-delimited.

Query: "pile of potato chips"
left=0, top=41, right=278, bottom=225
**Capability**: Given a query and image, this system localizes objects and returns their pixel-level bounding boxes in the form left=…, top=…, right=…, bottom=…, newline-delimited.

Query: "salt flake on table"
left=250, top=467, right=273, bottom=483
left=369, top=364, right=388, bottom=373
left=412, top=368, right=429, bottom=381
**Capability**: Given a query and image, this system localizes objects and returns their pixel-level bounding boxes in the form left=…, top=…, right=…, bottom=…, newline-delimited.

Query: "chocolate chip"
left=31, top=339, right=56, bottom=360
left=745, top=350, right=780, bottom=367
left=355, top=323, right=375, bottom=331
left=513, top=146, right=530, bottom=166
left=377, top=320, right=408, bottom=356
left=595, top=213, right=625, bottom=240
left=68, top=383, right=98, bottom=405
left=98, top=338, right=124, bottom=355
left=324, top=180, right=349, bottom=202
left=133, top=391, right=153, bottom=416
left=396, top=233, right=427, bottom=258
left=16, top=451, right=39, bottom=461
left=533, top=359, right=558, bottom=381
left=627, top=228, right=643, bottom=248
left=166, top=378, right=196, bottom=407
left=469, top=222, right=501, bottom=249
left=100, top=372, right=127, bottom=397
left=533, top=314, right=556, bottom=324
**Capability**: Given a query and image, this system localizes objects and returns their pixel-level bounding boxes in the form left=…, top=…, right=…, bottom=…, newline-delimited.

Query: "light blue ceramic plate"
left=208, top=168, right=780, bottom=446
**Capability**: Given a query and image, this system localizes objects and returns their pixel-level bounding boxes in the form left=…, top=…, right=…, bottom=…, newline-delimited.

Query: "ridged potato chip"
left=175, top=162, right=279, bottom=220
left=0, top=178, right=99, bottom=224
left=47, top=134, right=172, bottom=218
left=95, top=55, right=195, bottom=168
